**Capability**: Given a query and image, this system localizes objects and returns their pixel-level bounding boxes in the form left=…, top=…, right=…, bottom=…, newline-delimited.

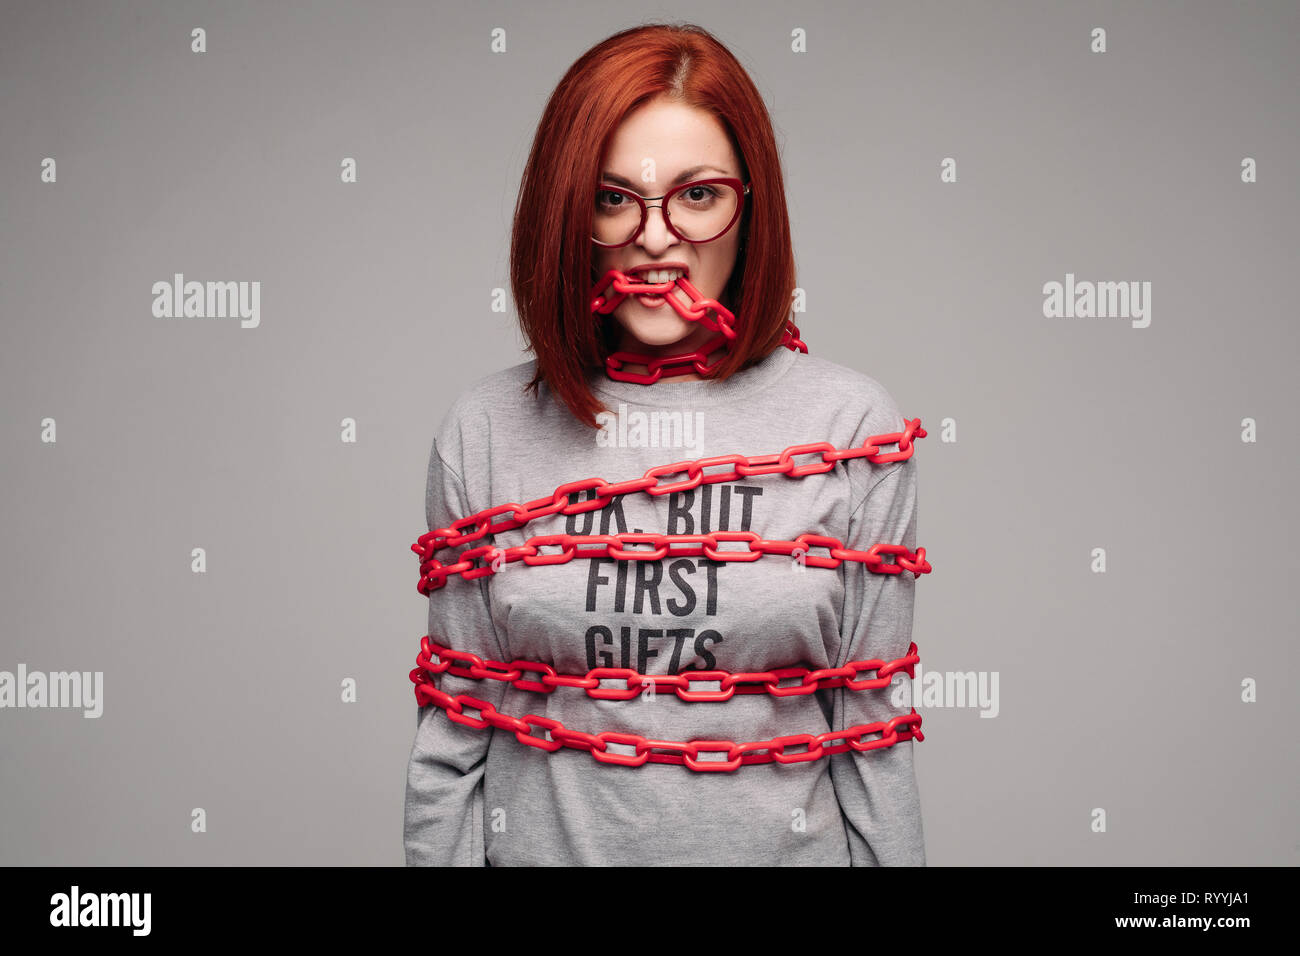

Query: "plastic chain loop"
left=591, top=269, right=807, bottom=383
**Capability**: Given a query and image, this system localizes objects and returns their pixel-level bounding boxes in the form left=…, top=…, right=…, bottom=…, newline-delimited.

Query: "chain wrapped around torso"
left=406, top=268, right=932, bottom=771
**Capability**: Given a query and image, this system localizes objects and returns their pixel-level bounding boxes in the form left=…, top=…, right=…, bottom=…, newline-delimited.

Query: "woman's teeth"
left=640, top=268, right=685, bottom=284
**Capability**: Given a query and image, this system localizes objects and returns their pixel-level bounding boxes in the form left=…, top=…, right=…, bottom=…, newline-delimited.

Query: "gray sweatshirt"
left=404, top=344, right=926, bottom=866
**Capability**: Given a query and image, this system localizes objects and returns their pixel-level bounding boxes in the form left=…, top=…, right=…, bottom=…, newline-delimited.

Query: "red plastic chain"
left=420, top=531, right=930, bottom=592
left=408, top=680, right=925, bottom=771
left=411, top=422, right=928, bottom=572
left=591, top=269, right=807, bottom=383
left=411, top=635, right=921, bottom=701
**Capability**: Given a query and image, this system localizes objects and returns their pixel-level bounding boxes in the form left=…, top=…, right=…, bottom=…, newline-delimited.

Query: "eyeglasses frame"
left=591, top=177, right=752, bottom=248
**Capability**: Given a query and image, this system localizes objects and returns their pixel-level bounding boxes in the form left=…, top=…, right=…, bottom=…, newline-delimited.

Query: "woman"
left=405, top=22, right=929, bottom=866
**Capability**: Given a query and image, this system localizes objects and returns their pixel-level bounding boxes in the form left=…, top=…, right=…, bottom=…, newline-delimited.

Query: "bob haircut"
left=510, top=22, right=798, bottom=430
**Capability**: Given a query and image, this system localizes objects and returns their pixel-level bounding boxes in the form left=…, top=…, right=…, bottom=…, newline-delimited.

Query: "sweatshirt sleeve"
left=826, top=451, right=927, bottom=866
left=403, top=436, right=511, bottom=867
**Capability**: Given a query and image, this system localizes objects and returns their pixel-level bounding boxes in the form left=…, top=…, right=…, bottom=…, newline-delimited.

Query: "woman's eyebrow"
left=600, top=165, right=731, bottom=191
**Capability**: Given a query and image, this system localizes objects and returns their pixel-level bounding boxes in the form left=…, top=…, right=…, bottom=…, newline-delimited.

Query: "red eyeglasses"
left=592, top=178, right=751, bottom=247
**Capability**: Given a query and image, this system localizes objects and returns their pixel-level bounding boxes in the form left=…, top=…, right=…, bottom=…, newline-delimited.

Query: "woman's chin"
left=615, top=315, right=696, bottom=349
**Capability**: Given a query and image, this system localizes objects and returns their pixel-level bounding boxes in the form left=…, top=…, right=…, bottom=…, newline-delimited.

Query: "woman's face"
left=593, top=96, right=744, bottom=366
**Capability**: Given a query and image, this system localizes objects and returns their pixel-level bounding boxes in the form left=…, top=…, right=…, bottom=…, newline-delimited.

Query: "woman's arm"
left=825, top=452, right=927, bottom=865
left=403, top=437, right=510, bottom=866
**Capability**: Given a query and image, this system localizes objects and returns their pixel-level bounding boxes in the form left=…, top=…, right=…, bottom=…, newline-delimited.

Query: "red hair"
left=509, top=22, right=798, bottom=429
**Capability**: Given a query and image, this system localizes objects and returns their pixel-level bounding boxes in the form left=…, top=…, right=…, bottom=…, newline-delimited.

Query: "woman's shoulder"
left=782, top=350, right=918, bottom=511
left=783, top=349, right=908, bottom=437
left=425, top=358, right=543, bottom=474
left=436, top=357, right=540, bottom=429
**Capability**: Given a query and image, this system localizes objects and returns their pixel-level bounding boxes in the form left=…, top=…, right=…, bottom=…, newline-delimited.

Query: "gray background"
left=2, top=0, right=1297, bottom=865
